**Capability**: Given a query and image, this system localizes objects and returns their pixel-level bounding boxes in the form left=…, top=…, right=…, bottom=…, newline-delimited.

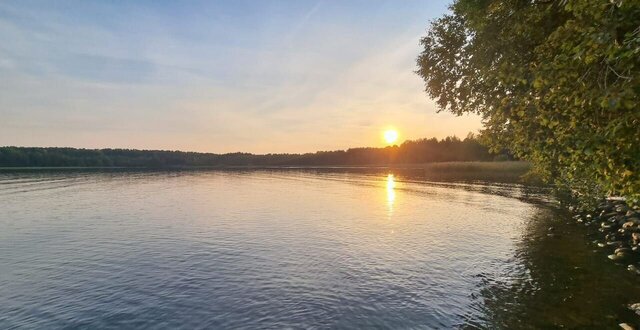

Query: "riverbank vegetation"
left=417, top=0, right=639, bottom=205
left=0, top=135, right=511, bottom=168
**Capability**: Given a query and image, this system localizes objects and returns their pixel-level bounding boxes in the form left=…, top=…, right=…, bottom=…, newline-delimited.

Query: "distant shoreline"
left=0, top=160, right=530, bottom=170
left=0, top=138, right=510, bottom=168
left=0, top=160, right=530, bottom=171
left=0, top=161, right=535, bottom=185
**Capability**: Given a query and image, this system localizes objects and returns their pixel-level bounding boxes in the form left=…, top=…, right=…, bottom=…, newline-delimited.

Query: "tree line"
left=0, top=135, right=508, bottom=167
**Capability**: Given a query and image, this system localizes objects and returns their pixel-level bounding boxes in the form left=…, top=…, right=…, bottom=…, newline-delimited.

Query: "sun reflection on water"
left=386, top=174, right=395, bottom=217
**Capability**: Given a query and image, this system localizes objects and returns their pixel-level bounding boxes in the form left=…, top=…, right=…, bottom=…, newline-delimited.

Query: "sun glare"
left=384, top=130, right=398, bottom=144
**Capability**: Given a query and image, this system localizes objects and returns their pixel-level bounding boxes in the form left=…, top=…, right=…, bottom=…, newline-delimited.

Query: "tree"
left=417, top=0, right=640, bottom=204
left=0, top=136, right=499, bottom=168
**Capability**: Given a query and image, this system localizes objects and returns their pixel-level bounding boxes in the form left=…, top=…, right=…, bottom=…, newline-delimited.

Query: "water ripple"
left=1, top=169, right=639, bottom=329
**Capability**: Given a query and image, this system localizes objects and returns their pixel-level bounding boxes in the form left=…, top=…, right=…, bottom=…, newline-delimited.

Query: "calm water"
left=1, top=169, right=639, bottom=329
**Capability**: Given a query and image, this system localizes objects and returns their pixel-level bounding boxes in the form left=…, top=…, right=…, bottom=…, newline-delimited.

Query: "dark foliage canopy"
left=417, top=0, right=640, bottom=203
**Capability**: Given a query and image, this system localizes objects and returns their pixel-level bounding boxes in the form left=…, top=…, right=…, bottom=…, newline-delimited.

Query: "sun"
left=384, top=129, right=398, bottom=144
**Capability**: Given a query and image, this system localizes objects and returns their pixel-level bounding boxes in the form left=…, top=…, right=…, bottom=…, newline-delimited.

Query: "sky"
left=0, top=0, right=481, bottom=154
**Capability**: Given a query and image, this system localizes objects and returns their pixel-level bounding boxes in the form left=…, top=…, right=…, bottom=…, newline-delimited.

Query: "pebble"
left=628, top=264, right=640, bottom=275
left=603, top=212, right=618, bottom=218
left=619, top=323, right=635, bottom=330
left=608, top=253, right=626, bottom=261
left=616, top=205, right=629, bottom=213
left=615, top=247, right=631, bottom=254
left=629, top=302, right=640, bottom=316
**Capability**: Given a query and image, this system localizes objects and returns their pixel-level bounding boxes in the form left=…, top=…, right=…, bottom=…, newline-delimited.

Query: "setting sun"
left=384, top=130, right=399, bottom=144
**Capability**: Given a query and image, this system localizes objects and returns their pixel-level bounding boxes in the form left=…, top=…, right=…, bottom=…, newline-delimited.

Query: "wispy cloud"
left=0, top=0, right=480, bottom=153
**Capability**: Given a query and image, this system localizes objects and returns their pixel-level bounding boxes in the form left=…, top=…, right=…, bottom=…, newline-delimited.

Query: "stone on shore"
left=619, top=323, right=635, bottom=330
left=629, top=302, right=640, bottom=316
left=628, top=264, right=640, bottom=275
left=618, top=323, right=635, bottom=330
left=575, top=199, right=640, bottom=268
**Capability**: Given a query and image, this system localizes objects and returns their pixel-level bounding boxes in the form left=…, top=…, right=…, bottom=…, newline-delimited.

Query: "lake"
left=1, top=169, right=639, bottom=329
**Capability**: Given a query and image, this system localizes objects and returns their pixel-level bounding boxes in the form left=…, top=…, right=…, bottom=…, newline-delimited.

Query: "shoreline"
left=0, top=161, right=534, bottom=184
left=573, top=199, right=640, bottom=318
left=575, top=199, right=640, bottom=270
left=0, top=160, right=531, bottom=170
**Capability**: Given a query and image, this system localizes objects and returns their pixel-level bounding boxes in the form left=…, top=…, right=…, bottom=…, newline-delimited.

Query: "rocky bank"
left=571, top=199, right=640, bottom=326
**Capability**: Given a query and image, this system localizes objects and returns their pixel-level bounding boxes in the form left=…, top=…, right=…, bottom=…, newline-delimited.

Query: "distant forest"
left=0, top=135, right=510, bottom=168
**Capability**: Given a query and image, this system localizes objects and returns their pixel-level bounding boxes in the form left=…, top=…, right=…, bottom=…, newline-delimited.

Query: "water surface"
left=1, top=169, right=639, bottom=329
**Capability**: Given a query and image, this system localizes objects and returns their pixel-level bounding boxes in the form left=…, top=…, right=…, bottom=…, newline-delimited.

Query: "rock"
left=608, top=253, right=627, bottom=262
left=601, top=222, right=612, bottom=229
left=597, top=242, right=606, bottom=248
left=599, top=203, right=613, bottom=212
left=629, top=302, right=640, bottom=316
left=607, top=241, right=623, bottom=247
left=628, top=264, right=640, bottom=275
left=616, top=204, right=629, bottom=213
left=615, top=247, right=631, bottom=254
left=619, top=323, right=635, bottom=330
left=623, top=221, right=636, bottom=229
left=603, top=212, right=618, bottom=218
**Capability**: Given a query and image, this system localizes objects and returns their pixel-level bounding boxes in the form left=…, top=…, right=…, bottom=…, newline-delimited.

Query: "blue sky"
left=0, top=0, right=481, bottom=153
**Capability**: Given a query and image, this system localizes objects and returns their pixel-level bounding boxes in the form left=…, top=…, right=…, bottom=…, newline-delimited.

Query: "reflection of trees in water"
left=390, top=168, right=554, bottom=206
left=462, top=207, right=640, bottom=329
left=290, top=167, right=551, bottom=202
